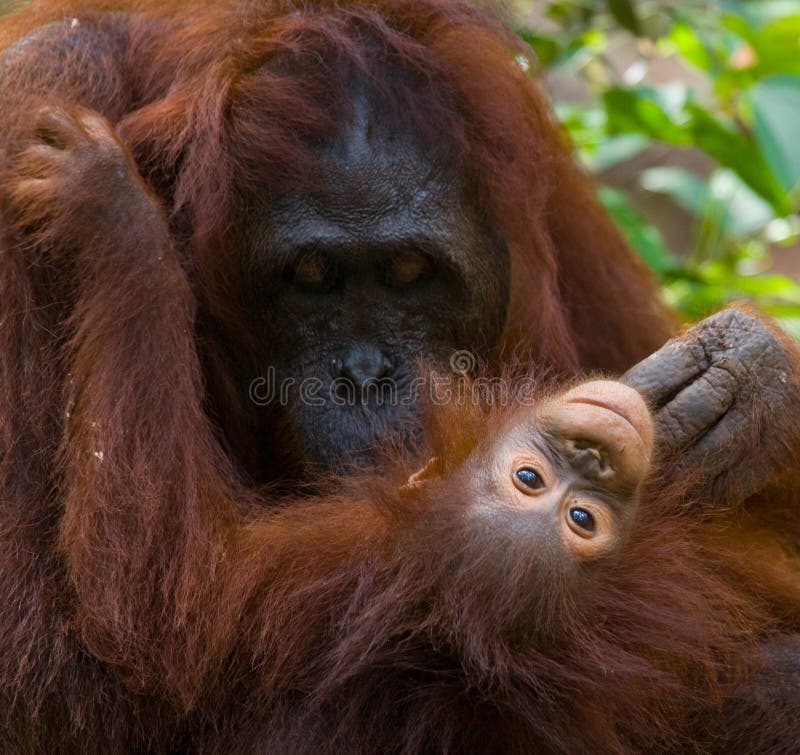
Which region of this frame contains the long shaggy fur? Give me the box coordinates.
[0,1,797,753]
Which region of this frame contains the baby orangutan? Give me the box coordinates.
[359,378,799,754]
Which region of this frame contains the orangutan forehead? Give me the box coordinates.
[229,54,467,192]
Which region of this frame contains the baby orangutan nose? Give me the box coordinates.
[563,440,613,482]
[552,379,654,492]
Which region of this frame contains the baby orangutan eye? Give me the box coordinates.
[515,467,546,491]
[568,507,596,534]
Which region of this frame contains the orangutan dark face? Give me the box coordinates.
[225,94,509,479]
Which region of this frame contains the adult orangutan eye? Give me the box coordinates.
[384,252,432,288]
[515,467,545,491]
[284,252,339,292]
[569,507,596,533]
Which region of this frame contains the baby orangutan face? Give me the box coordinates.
[451,380,654,562]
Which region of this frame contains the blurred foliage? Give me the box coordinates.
[514,0,800,333]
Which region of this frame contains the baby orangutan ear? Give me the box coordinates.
[400,456,442,494]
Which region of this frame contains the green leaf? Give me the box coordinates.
[603,88,687,142]
[721,13,757,43]
[641,167,708,215]
[749,74,800,193]
[603,89,790,212]
[669,22,714,71]
[555,103,608,152]
[707,169,776,237]
[589,134,649,171]
[517,30,560,68]
[726,2,800,26]
[598,186,683,274]
[683,104,792,214]
[752,15,800,76]
[607,0,640,36]
[645,167,778,239]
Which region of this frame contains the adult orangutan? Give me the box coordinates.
[1,0,800,752]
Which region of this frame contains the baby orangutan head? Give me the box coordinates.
[482,379,653,559]
[407,380,655,622]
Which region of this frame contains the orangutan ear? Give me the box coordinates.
[400,456,442,494]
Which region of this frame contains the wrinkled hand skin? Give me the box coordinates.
[622,307,800,508]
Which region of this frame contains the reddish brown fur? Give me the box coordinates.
[0,1,797,753]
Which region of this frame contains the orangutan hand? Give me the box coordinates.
[622,308,800,508]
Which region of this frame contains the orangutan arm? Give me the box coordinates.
[0,14,133,122]
[1,104,433,710]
